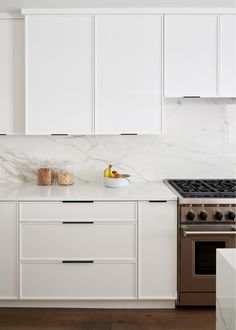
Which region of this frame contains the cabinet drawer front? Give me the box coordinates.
[21,262,136,299]
[21,222,136,259]
[20,202,136,221]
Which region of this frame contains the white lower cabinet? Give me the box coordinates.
[21,262,136,299]
[17,200,177,302]
[20,201,137,300]
[138,201,177,299]
[0,203,18,299]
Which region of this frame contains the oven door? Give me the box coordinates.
[180,224,236,293]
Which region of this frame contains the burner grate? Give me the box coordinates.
[168,179,236,198]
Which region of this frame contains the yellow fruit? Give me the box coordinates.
[108,165,115,178]
[104,164,114,178]
[104,166,110,178]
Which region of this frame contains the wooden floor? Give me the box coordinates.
[0,307,215,330]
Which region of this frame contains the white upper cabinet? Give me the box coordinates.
[25,15,93,135]
[7,10,235,136]
[0,18,24,134]
[164,15,218,97]
[95,15,162,134]
[219,15,236,97]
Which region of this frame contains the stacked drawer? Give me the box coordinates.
[19,202,137,299]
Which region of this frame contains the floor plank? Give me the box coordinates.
[0,308,110,330]
[0,307,215,330]
[111,308,215,330]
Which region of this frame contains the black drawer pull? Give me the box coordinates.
[62,260,94,264]
[149,200,167,203]
[183,96,200,98]
[62,221,94,224]
[62,201,94,203]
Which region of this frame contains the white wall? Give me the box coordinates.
[0,98,235,183]
[0,0,235,13]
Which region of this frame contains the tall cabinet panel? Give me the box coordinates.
[0,18,24,134]
[95,15,162,134]
[25,15,93,134]
[164,15,218,97]
[138,201,177,299]
[220,15,236,97]
[0,203,18,299]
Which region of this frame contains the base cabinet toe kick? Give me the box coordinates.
[0,200,177,308]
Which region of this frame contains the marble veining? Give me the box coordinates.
[0,181,177,201]
[216,249,236,330]
[0,99,235,183]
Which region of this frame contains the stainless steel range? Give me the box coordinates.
[166,179,236,306]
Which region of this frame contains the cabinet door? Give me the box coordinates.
[0,19,24,134]
[220,15,236,97]
[95,15,162,134]
[164,15,218,97]
[0,203,17,299]
[138,201,177,299]
[26,15,93,134]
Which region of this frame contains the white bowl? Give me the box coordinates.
[104,177,130,188]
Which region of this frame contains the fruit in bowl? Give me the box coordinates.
[104,165,130,178]
[103,165,130,188]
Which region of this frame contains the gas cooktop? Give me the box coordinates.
[167,179,236,198]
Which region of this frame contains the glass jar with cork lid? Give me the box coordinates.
[37,162,54,186]
[56,161,74,186]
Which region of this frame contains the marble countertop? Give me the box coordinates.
[217,249,236,272]
[0,181,177,201]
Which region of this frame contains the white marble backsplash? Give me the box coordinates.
[0,99,235,183]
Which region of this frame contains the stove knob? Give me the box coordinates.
[226,211,235,221]
[214,210,223,221]
[199,210,208,221]
[186,210,195,221]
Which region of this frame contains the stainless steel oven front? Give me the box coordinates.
[178,223,236,306]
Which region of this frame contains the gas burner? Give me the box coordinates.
[167,179,236,198]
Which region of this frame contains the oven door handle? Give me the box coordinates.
[183,230,236,237]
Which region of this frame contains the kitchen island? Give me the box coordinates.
[216,249,236,330]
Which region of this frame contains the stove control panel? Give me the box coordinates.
[181,204,236,223]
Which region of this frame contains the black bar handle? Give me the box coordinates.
[62,221,94,224]
[121,133,138,136]
[0,134,7,136]
[62,201,94,203]
[183,96,200,98]
[149,200,167,203]
[51,134,69,136]
[62,260,94,264]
